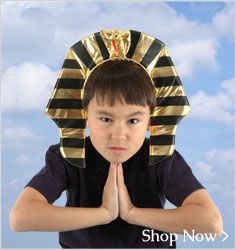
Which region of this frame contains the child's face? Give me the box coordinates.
[87,97,150,164]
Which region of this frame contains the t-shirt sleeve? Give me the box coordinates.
[25,145,68,204]
[157,150,205,207]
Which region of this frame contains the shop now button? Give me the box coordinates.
[222,231,229,241]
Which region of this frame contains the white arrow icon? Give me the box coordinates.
[222,231,229,241]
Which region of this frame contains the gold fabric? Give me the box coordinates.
[152,66,178,78]
[59,128,85,138]
[132,36,155,67]
[152,106,190,117]
[52,89,84,99]
[60,147,85,158]
[100,29,131,58]
[155,86,185,97]
[46,108,86,119]
[59,68,84,79]
[149,125,177,136]
[150,145,175,156]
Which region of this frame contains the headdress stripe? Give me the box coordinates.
[66,158,86,168]
[156,86,185,97]
[94,32,110,60]
[58,68,84,79]
[51,89,83,99]
[53,119,86,128]
[59,128,85,138]
[150,116,184,125]
[150,135,175,145]
[140,39,163,67]
[46,99,83,109]
[150,145,175,156]
[61,147,85,158]
[126,30,141,58]
[156,96,189,106]
[71,41,96,69]
[61,138,85,148]
[155,56,174,67]
[152,66,178,78]
[55,78,85,89]
[149,125,177,136]
[153,76,182,87]
[46,108,86,119]
[152,106,190,117]
[62,59,81,69]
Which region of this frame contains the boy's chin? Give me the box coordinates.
[103,154,132,164]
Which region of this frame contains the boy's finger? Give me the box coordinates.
[107,163,117,182]
[117,164,124,183]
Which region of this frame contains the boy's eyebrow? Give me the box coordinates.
[96,111,146,118]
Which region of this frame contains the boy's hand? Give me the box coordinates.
[101,163,119,223]
[117,164,135,223]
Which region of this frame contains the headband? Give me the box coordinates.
[45,29,190,168]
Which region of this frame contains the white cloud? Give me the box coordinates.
[194,148,234,197]
[2,2,234,79]
[9,178,18,188]
[169,39,220,78]
[2,124,43,151]
[3,1,67,17]
[212,3,235,41]
[194,161,217,182]
[204,148,234,166]
[220,78,235,97]
[15,155,34,166]
[2,62,57,112]
[189,78,234,125]
[2,125,37,141]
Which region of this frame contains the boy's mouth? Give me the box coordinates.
[109,146,127,155]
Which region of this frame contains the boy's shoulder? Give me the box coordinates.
[48,143,61,152]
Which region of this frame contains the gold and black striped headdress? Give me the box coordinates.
[45,29,190,168]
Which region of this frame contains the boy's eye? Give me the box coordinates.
[127,119,139,124]
[100,117,112,123]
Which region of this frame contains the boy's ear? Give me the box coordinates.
[147,118,150,132]
[84,110,88,128]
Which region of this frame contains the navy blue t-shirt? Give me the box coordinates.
[26,137,204,248]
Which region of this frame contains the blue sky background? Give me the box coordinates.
[1,1,235,248]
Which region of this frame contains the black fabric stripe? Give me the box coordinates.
[153,76,182,87]
[149,155,170,166]
[53,119,86,128]
[140,39,163,68]
[150,116,184,125]
[55,78,84,89]
[47,99,83,109]
[155,56,173,67]
[156,96,189,106]
[150,135,175,145]
[61,138,85,148]
[62,59,81,69]
[126,30,141,58]
[94,32,110,60]
[65,158,86,168]
[71,41,96,69]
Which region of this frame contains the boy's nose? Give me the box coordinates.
[111,124,126,140]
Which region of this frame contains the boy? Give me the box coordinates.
[9,29,223,248]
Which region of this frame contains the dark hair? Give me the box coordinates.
[83,60,156,113]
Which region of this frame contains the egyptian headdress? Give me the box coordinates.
[45,29,190,168]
